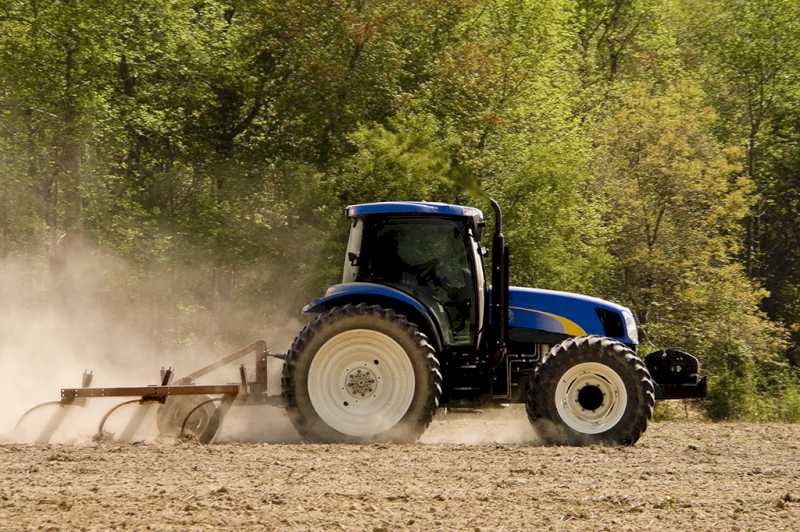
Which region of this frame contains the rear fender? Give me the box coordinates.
[303,282,445,352]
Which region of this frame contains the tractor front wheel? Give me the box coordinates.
[282,304,442,443]
[526,336,655,445]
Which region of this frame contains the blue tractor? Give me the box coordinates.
[282,200,706,445]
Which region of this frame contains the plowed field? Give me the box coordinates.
[1,413,798,530]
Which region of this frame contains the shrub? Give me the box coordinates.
[777,380,800,423]
[653,401,678,422]
[703,340,774,420]
[703,338,800,422]
[706,369,759,420]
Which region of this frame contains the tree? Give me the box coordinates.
[675,0,800,368]
[592,80,785,366]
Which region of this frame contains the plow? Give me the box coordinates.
[15,341,286,444]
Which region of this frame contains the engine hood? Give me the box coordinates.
[507,287,636,345]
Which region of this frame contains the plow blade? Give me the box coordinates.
[15,370,95,444]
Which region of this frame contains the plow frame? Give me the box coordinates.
[16,340,286,444]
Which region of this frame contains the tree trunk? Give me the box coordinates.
[61,40,82,232]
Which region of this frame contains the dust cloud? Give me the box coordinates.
[422,406,540,445]
[1,238,544,445]
[0,237,301,443]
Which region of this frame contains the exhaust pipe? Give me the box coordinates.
[489,199,509,364]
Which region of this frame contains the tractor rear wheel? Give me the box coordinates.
[526,336,655,445]
[282,304,441,443]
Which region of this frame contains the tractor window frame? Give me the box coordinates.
[468,226,486,346]
[342,218,363,283]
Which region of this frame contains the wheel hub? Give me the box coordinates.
[577,384,604,411]
[345,367,378,398]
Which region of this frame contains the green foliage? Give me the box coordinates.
[652,401,678,422]
[592,80,786,361]
[704,341,768,420]
[780,386,800,424]
[336,110,462,203]
[707,369,800,423]
[676,0,800,367]
[704,340,800,422]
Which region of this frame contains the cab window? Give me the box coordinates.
[357,218,476,344]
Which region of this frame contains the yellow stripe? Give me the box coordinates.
[509,306,588,336]
[538,310,587,336]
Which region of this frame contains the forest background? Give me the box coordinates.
[1,0,799,420]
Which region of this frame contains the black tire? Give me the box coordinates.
[526,335,655,446]
[281,303,442,443]
[157,395,219,443]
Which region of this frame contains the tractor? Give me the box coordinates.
[281,199,706,445]
[16,199,705,446]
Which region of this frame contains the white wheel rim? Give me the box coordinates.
[308,329,415,437]
[554,362,628,435]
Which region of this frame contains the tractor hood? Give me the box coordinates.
[507,287,638,345]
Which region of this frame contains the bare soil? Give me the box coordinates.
[1,414,799,530]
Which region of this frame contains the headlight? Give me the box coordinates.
[621,309,639,344]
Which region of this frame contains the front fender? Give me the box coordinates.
[303,282,445,351]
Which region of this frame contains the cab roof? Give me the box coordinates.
[346,201,484,224]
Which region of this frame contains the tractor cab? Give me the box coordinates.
[341,202,486,347]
